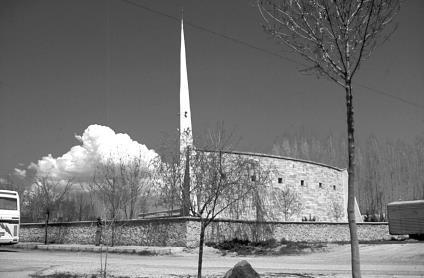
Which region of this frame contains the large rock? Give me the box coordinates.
[223,260,260,278]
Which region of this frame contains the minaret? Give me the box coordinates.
[179,17,193,153]
[180,16,193,216]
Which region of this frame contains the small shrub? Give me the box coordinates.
[255,238,277,248]
[280,237,288,244]
[206,238,328,256]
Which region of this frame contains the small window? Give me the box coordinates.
[333,185,336,190]
[278,177,283,184]
[251,175,256,182]
[300,180,304,186]
[319,182,323,188]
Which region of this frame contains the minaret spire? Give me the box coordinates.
[180,17,193,153]
[179,15,194,217]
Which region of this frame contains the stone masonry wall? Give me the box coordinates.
[20,218,189,246]
[20,218,389,247]
[20,221,96,244]
[216,151,348,223]
[200,219,390,244]
[264,156,347,222]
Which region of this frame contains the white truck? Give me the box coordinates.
[387,200,424,240]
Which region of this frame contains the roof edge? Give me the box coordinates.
[196,149,346,172]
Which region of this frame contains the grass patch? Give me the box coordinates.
[206,238,328,256]
[136,250,157,256]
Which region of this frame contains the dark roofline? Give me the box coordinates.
[195,149,345,172]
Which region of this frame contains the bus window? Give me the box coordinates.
[0,197,18,210]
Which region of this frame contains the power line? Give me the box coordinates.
[119,0,424,111]
[119,0,304,67]
[356,82,424,110]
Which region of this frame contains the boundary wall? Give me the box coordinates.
[19,217,390,247]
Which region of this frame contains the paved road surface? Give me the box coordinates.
[0,242,423,277]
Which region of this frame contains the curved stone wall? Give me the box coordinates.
[214,151,348,222]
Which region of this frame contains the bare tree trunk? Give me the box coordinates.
[346,83,361,278]
[111,220,115,247]
[129,198,135,219]
[44,210,49,245]
[197,222,206,278]
[78,195,83,221]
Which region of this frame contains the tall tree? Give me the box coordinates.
[91,157,127,246]
[90,152,155,245]
[257,1,400,276]
[154,134,185,215]
[32,175,73,244]
[119,154,154,219]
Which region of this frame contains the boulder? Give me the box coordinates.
[223,260,260,278]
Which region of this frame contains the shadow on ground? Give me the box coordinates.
[206,238,329,256]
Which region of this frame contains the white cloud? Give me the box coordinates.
[14,168,26,178]
[30,124,158,180]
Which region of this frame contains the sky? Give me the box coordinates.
[0,0,423,178]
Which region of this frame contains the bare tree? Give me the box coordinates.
[0,173,27,198]
[155,123,256,278]
[32,175,73,244]
[272,185,303,221]
[330,199,344,221]
[191,124,267,278]
[119,154,154,219]
[272,128,347,168]
[90,158,127,246]
[273,129,424,219]
[153,134,185,215]
[0,169,37,222]
[155,123,244,219]
[90,152,155,245]
[189,148,255,278]
[71,183,97,221]
[229,161,278,223]
[257,1,400,276]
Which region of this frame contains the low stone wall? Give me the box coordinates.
[20,221,96,244]
[201,219,390,243]
[20,217,390,247]
[20,218,189,247]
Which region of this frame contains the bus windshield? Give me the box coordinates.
[0,197,17,210]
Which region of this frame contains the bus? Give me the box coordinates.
[0,190,20,245]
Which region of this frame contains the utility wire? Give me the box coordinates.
[120,0,304,67]
[356,82,424,110]
[119,0,424,111]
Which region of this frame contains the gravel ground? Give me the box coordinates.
[1,242,423,278]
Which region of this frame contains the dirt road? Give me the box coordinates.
[0,242,423,277]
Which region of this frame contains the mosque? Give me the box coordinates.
[177,19,360,223]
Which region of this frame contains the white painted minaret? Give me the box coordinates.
[179,18,193,153]
[179,17,195,216]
